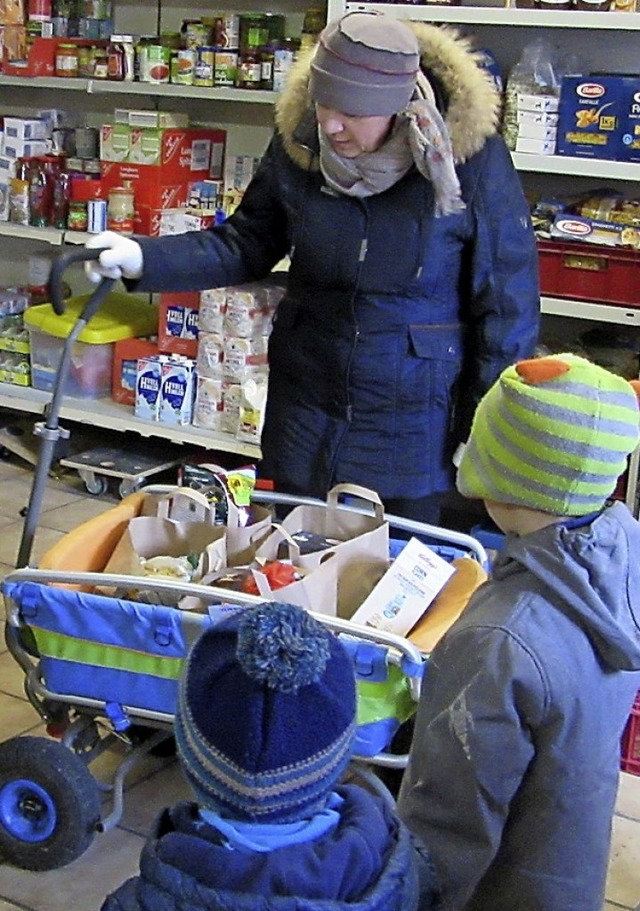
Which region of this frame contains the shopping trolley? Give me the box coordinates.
[0,249,488,871]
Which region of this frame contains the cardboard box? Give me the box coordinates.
[517,93,559,114]
[550,213,640,249]
[556,75,624,160]
[127,127,226,177]
[3,117,48,141]
[516,122,558,142]
[617,78,640,163]
[100,124,132,163]
[126,110,190,129]
[515,136,556,155]
[516,110,559,127]
[350,536,455,637]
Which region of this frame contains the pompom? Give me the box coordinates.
[236,602,332,693]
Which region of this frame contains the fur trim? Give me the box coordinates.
[274,24,500,168]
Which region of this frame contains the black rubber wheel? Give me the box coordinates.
[0,736,101,870]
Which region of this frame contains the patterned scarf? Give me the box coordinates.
[318,73,465,217]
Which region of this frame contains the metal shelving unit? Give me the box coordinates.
[0,383,261,457]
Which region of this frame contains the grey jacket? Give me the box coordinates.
[397,502,640,911]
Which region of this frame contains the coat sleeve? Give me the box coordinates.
[396,622,547,910]
[453,135,540,444]
[130,134,292,293]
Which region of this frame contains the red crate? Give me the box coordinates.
[621,693,640,776]
[537,239,640,308]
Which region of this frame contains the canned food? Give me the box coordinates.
[239,14,270,51]
[273,38,298,92]
[144,44,170,83]
[87,198,107,233]
[237,49,262,89]
[214,48,238,87]
[193,45,215,87]
[171,47,195,84]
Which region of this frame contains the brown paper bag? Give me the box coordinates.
[102,513,227,586]
[257,484,389,619]
[248,524,338,616]
[141,487,272,567]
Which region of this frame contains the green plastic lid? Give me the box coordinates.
[24,293,157,344]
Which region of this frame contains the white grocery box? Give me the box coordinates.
[515,136,557,155]
[350,536,455,637]
[517,93,560,114]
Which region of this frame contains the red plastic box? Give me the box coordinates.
[112,337,159,406]
[621,693,640,776]
[537,239,640,308]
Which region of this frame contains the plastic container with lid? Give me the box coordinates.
[55,42,79,77]
[23,292,157,398]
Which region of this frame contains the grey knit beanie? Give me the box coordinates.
[309,12,420,117]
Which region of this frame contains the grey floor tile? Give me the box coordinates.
[0,825,144,911]
[1,694,43,741]
[606,814,640,909]
[0,522,66,568]
[0,650,28,700]
[0,900,29,911]
[37,495,116,534]
[617,772,640,822]
[119,761,190,835]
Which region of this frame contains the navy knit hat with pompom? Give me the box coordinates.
[174,602,357,823]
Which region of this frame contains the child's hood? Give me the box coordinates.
[501,502,640,672]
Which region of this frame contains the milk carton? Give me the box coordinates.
[159,357,196,426]
[135,355,165,421]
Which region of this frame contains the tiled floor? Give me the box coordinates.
[0,455,639,910]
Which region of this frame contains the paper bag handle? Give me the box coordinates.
[258,523,301,563]
[326,483,385,521]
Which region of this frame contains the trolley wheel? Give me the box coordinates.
[84,475,109,496]
[0,736,101,870]
[118,478,145,499]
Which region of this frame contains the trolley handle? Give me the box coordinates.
[49,247,116,316]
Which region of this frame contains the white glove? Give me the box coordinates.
[84,231,144,284]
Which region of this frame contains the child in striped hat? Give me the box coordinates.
[101,601,438,911]
[398,354,640,911]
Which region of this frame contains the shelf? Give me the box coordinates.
[0,74,277,103]
[540,295,640,325]
[511,153,639,180]
[343,3,640,29]
[0,383,261,458]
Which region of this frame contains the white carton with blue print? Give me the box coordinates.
[556,75,625,160]
[135,355,166,421]
[617,77,640,163]
[159,357,196,426]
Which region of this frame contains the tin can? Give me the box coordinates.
[171,47,195,84]
[87,198,107,233]
[193,45,215,86]
[273,38,298,92]
[144,44,170,83]
[213,48,238,87]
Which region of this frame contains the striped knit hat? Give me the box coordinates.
[457,354,640,516]
[174,602,357,822]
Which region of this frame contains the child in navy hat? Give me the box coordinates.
[101,601,437,911]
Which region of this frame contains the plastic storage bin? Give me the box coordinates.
[621,692,640,776]
[23,293,157,398]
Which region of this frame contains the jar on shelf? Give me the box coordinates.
[237,49,262,90]
[193,45,215,87]
[273,37,298,93]
[259,44,275,91]
[107,184,135,235]
[55,42,79,77]
[92,46,109,78]
[67,199,88,231]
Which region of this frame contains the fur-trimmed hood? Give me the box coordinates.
[275,22,501,171]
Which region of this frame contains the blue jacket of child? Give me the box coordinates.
[101,783,436,911]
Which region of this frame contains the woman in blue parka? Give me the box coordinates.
[87,12,540,525]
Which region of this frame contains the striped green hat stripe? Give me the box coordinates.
[503,389,638,448]
[478,421,623,507]
[506,385,639,452]
[493,399,630,476]
[30,626,184,680]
